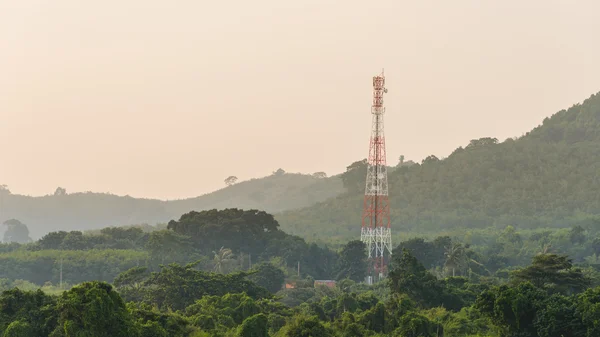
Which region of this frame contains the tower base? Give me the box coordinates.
[361,226,392,284]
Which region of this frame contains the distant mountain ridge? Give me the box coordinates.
[0,172,344,239]
[4,91,600,242]
[275,92,600,241]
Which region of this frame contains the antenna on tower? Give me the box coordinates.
[360,70,393,285]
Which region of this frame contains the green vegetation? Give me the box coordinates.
[277,92,600,241]
[2,205,600,335]
[3,92,600,335]
[2,220,600,336]
[0,209,341,289]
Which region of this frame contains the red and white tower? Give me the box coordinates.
[361,70,392,284]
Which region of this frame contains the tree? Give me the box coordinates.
[512,254,590,295]
[128,303,191,336]
[51,281,137,337]
[576,287,600,336]
[100,226,145,245]
[141,263,270,310]
[534,294,586,337]
[283,315,331,337]
[569,225,586,245]
[395,237,446,269]
[394,312,439,337]
[336,240,367,282]
[359,302,386,333]
[340,323,367,337]
[340,159,368,193]
[37,231,69,250]
[53,187,67,196]
[273,168,286,176]
[398,155,405,166]
[539,243,556,258]
[0,288,57,336]
[499,225,522,245]
[3,320,33,337]
[421,155,439,165]
[113,266,149,302]
[444,242,467,277]
[167,209,280,255]
[237,313,269,337]
[475,282,547,337]
[248,263,285,293]
[388,249,444,308]
[138,321,168,337]
[145,230,195,264]
[466,137,499,148]
[312,172,327,179]
[213,247,234,273]
[2,219,32,244]
[476,282,586,337]
[225,176,239,186]
[59,231,88,250]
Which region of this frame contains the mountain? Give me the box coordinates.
[0,172,343,239]
[275,92,600,242]
[5,92,600,242]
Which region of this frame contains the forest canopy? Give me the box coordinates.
[277,92,600,241]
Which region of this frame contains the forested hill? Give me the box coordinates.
[276,92,600,241]
[0,172,343,239]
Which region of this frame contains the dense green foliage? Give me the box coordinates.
[167,209,280,255]
[277,92,600,240]
[1,207,600,335]
[2,247,600,336]
[336,240,367,282]
[0,172,343,239]
[0,249,148,285]
[4,209,600,297]
[248,263,286,294]
[0,209,338,289]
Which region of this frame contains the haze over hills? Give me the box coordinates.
[276,92,600,241]
[3,92,600,241]
[0,172,343,239]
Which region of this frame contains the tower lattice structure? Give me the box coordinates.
[360,71,392,284]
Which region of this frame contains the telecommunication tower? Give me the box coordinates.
[360,70,393,285]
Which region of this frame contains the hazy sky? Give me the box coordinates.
[1,0,599,199]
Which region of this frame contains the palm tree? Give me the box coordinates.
[537,242,553,255]
[444,242,467,277]
[213,247,233,273]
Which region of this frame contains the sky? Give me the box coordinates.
[1,0,599,200]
